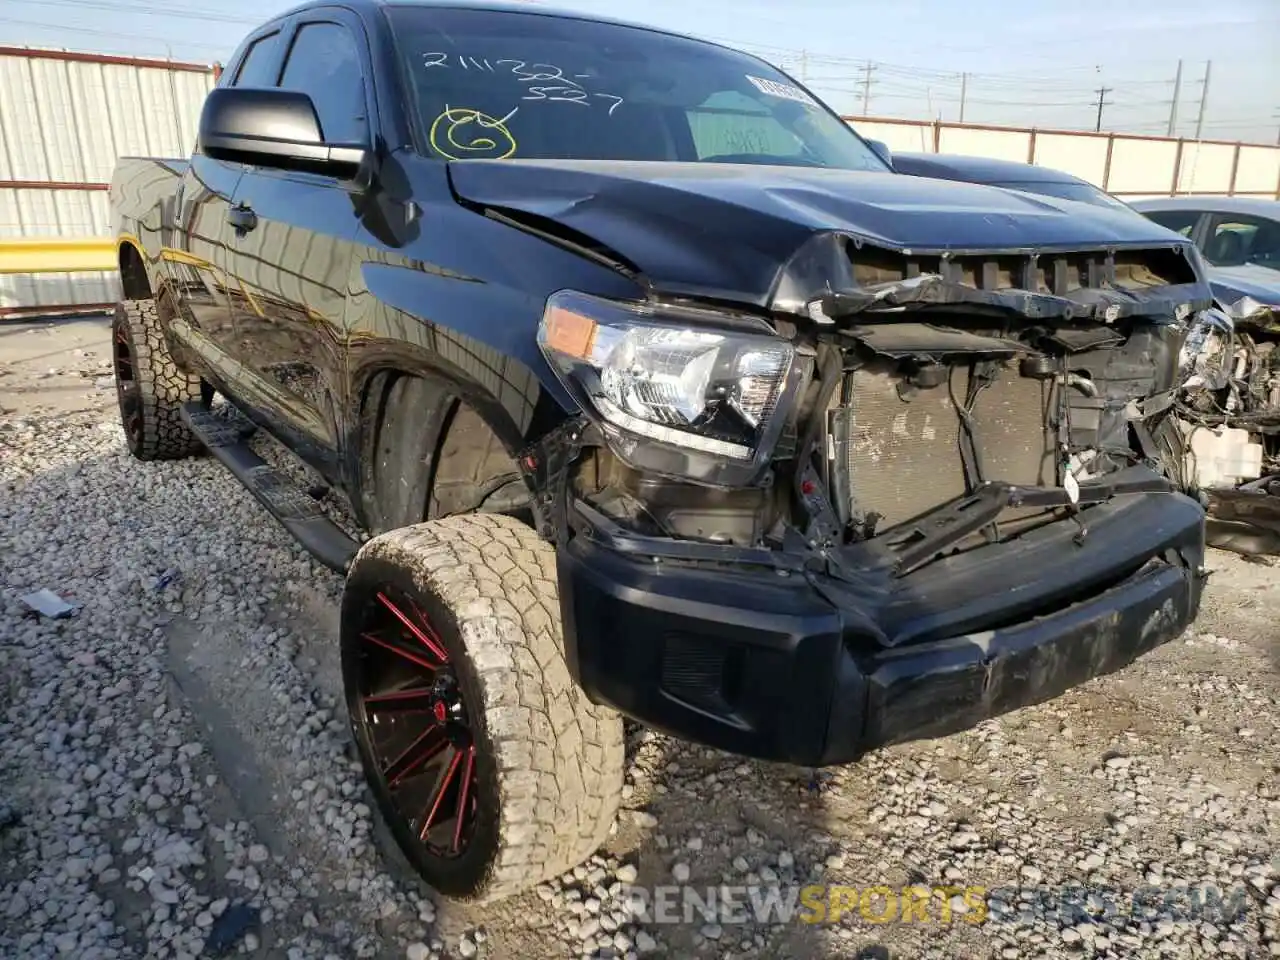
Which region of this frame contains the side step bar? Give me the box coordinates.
[181,403,359,573]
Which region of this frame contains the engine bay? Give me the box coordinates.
[571,310,1187,575]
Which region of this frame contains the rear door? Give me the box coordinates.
[222,10,371,481]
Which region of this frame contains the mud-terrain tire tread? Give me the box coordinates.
[114,299,203,460]
[349,513,623,902]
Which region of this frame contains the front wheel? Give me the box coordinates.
[340,514,624,902]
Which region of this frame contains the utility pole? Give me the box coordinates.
[1194,60,1212,140]
[959,72,968,123]
[1166,59,1183,137]
[861,60,875,115]
[1094,86,1112,132]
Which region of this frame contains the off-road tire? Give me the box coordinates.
[341,514,624,902]
[112,299,203,460]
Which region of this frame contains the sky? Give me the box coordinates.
[2,0,1278,143]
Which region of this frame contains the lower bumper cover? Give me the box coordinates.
[558,490,1206,766]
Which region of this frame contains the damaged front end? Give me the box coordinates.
[525,232,1210,766]
[1174,296,1280,556]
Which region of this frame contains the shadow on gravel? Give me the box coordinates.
[608,731,895,960]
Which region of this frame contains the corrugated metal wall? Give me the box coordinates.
[0,48,215,314]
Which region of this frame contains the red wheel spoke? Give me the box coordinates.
[361,632,439,672]
[364,687,436,714]
[377,592,449,663]
[418,747,463,841]
[451,746,476,854]
[384,725,449,787]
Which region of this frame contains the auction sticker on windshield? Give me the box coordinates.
[746,75,818,108]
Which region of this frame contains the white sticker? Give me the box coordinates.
[1063,469,1080,505]
[746,75,818,108]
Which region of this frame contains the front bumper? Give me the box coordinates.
[558,487,1206,766]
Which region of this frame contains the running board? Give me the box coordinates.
[181,403,359,573]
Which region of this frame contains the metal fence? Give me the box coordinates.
[0,47,216,316]
[853,116,1280,201]
[2,47,1279,317]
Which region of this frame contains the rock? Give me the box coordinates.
[148,880,180,905]
[615,864,638,884]
[457,937,477,959]
[406,944,430,960]
[636,931,658,953]
[672,863,691,883]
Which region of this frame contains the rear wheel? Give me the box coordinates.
[112,299,203,460]
[341,514,624,902]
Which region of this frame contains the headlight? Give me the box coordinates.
[538,290,809,486]
[1178,306,1234,392]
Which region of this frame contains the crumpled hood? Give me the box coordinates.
[447,159,1199,306]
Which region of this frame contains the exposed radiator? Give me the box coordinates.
[833,364,1056,528]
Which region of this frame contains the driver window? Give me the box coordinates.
[1204,215,1278,268]
[686,91,802,160]
[278,22,367,143]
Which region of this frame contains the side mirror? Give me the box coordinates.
[866,138,894,169]
[198,87,369,181]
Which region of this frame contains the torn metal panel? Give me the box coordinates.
[813,273,1209,324]
[838,322,1025,359]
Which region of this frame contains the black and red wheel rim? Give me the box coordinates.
[112,321,142,445]
[352,589,479,858]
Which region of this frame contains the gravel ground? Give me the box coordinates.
[2,316,1279,959]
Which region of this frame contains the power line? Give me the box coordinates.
[10,0,258,26]
[0,14,226,53]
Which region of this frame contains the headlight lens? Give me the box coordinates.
[538,290,808,485]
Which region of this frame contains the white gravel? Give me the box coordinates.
[3,323,1279,959]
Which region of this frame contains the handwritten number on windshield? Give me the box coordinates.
[421,54,622,113]
[594,94,624,115]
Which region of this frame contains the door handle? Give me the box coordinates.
[227,203,258,234]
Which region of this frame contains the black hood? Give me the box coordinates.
[447,159,1205,310]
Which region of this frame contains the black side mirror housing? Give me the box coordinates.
[198,87,369,181]
[866,138,894,169]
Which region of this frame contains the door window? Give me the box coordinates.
[232,32,281,87]
[278,23,368,143]
[1203,215,1280,270]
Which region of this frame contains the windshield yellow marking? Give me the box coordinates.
[428,107,517,160]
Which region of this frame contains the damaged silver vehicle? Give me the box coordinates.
[1174,296,1280,555]
[1127,198,1280,556]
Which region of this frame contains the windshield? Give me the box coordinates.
[386,7,888,171]
[989,179,1133,212]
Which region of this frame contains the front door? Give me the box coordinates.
[222,14,371,482]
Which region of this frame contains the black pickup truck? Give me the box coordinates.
[110,0,1212,902]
